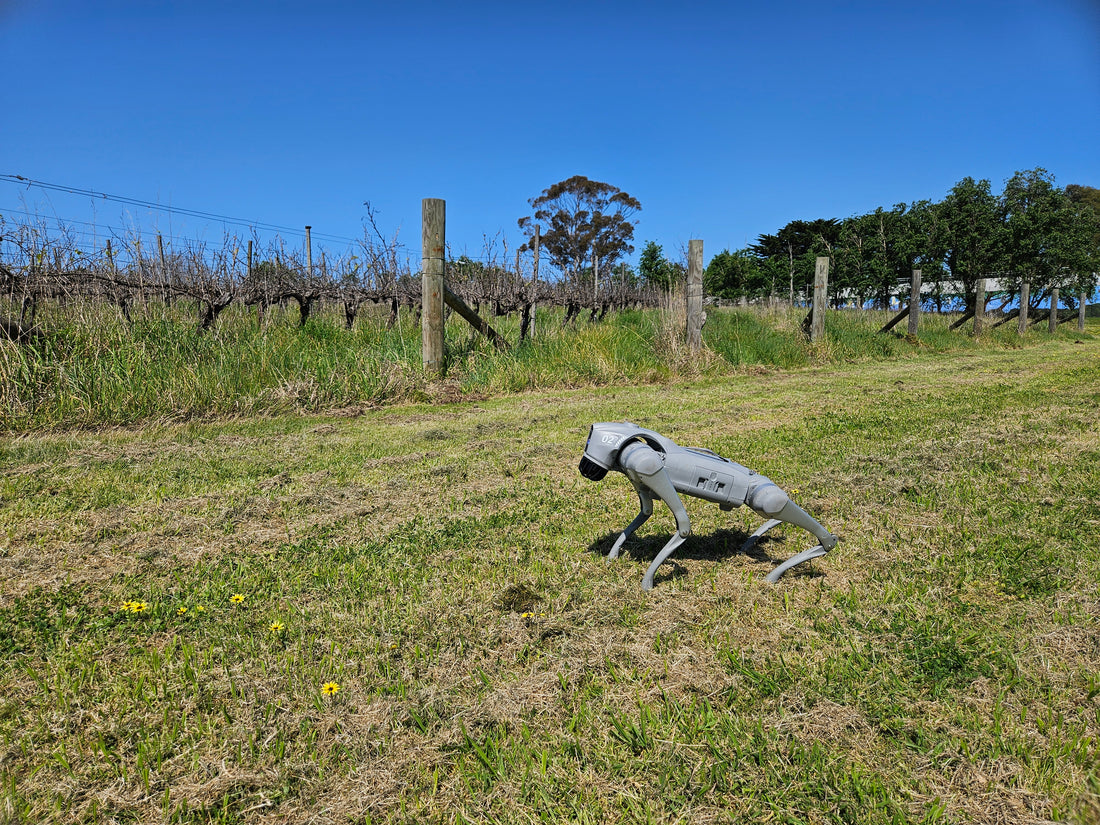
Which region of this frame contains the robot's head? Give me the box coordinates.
[578,422,635,482]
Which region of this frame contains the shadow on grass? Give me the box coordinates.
[587,525,827,583]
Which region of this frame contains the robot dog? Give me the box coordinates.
[579,422,837,589]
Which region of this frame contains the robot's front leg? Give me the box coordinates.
[607,480,653,562]
[616,442,693,591]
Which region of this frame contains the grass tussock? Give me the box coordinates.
[3,298,1094,431]
[0,340,1099,823]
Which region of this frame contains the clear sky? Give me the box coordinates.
[3,0,1098,270]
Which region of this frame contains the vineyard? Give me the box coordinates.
[0,208,668,343]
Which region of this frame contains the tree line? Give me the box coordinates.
[686,169,1099,312]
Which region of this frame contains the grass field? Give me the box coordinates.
[1,328,1099,822]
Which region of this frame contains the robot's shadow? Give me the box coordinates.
[588,526,819,582]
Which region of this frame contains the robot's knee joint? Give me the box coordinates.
[748,484,789,517]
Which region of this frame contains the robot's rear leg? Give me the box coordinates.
[739,519,783,555]
[746,484,837,582]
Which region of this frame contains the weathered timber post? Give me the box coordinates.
[593,249,599,306]
[1049,288,1059,333]
[686,239,704,352]
[421,199,446,373]
[1080,292,1087,332]
[529,224,540,338]
[158,233,170,305]
[908,269,921,336]
[305,226,313,280]
[135,237,145,305]
[973,278,986,335]
[1018,282,1029,334]
[810,256,828,343]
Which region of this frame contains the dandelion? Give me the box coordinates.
[230,593,245,605]
[270,621,284,633]
[321,682,340,696]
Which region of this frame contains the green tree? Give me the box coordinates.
[704,248,761,302]
[936,177,1005,312]
[1064,185,1100,299]
[517,176,641,285]
[638,241,677,290]
[1000,168,1075,303]
[751,219,839,304]
[1066,184,1100,215]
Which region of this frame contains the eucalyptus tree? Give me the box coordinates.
[517,176,641,294]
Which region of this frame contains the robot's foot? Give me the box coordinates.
[765,544,829,583]
[641,533,687,591]
[741,519,832,582]
[607,532,629,563]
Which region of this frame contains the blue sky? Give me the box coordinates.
[2,0,1098,270]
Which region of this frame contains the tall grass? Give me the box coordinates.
[1,298,1094,430]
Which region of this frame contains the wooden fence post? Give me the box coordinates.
[973,278,986,335]
[686,239,704,352]
[592,249,599,306]
[1080,291,1087,332]
[811,256,828,342]
[531,223,539,338]
[305,226,312,280]
[135,237,145,305]
[1048,288,1059,333]
[908,269,921,336]
[1018,282,1029,335]
[421,199,445,373]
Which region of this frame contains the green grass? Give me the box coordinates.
[1,338,1099,823]
[4,299,1094,431]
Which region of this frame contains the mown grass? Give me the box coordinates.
[2,298,1089,431]
[1,338,1098,823]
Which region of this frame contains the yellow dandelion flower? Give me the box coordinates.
[321,682,340,696]
[270,621,284,633]
[230,593,245,605]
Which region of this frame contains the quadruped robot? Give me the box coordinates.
[579,422,837,590]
